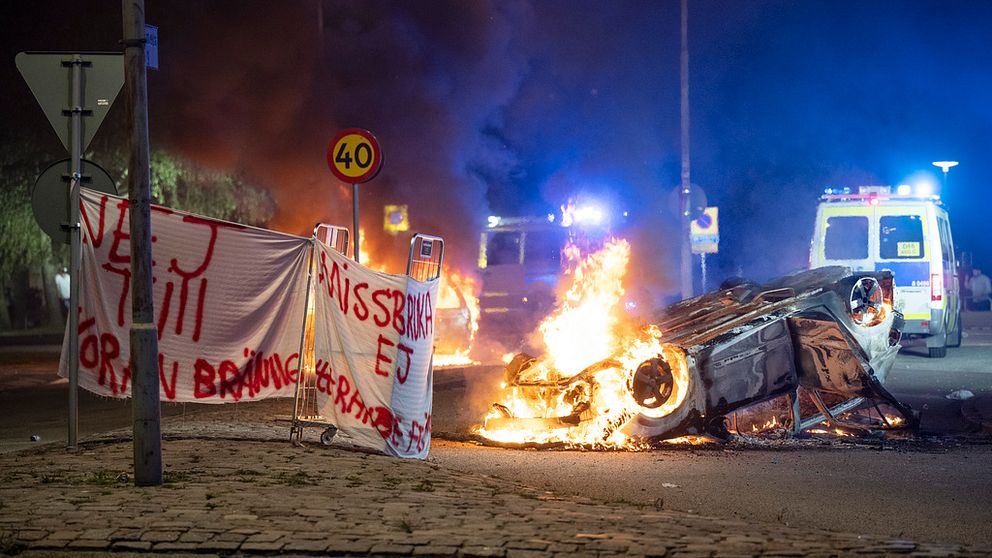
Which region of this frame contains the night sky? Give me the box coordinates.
[4,1,992,298]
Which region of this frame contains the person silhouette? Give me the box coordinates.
[55,267,70,319]
[967,268,992,311]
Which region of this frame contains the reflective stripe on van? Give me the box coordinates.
[875,261,929,287]
[875,261,931,319]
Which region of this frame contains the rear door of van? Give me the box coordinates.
[873,206,931,330]
[812,204,874,271]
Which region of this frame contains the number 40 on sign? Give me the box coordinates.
[327,128,383,184]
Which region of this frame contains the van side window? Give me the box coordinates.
[937,218,951,266]
[824,216,868,259]
[879,215,924,259]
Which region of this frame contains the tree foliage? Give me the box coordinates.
[109,148,276,227]
[0,140,276,297]
[0,143,57,286]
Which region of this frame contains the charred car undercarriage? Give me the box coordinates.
[483,266,917,445]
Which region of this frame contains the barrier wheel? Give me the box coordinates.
[320,426,338,446]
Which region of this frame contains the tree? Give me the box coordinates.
[0,140,276,330]
[0,142,60,330]
[107,148,276,226]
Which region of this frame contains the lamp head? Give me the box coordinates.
[932,161,959,173]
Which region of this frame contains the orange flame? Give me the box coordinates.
[355,227,479,365]
[433,272,481,367]
[751,415,780,432]
[478,238,692,448]
[539,239,629,375]
[357,228,390,273]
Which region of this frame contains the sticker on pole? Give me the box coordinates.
[327,128,382,183]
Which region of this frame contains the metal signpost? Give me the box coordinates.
[327,128,383,264]
[16,51,124,449]
[690,206,719,292]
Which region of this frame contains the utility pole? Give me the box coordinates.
[679,0,693,299]
[122,0,162,486]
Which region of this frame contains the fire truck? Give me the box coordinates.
[477,216,565,345]
[477,205,617,346]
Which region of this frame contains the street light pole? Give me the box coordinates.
[679,0,693,300]
[123,0,162,486]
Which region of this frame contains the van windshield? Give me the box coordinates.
[524,229,566,267]
[824,216,869,260]
[880,215,924,259]
[486,232,522,266]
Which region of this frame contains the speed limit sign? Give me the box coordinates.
[327,128,382,183]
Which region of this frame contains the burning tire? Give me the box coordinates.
[629,358,675,409]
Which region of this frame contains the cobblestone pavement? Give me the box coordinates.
[1,418,989,558]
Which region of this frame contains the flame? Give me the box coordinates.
[354,227,480,366]
[663,435,716,444]
[478,239,692,448]
[808,427,855,437]
[433,272,481,367]
[751,415,781,432]
[884,414,904,427]
[539,239,629,374]
[356,228,390,273]
[854,301,892,328]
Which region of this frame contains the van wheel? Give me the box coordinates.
[928,346,947,358]
[947,310,962,348]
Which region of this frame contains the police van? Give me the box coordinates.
[809,185,961,357]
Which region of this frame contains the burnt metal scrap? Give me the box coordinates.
[488,266,918,443]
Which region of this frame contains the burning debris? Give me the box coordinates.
[477,238,917,449]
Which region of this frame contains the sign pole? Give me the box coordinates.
[352,183,360,263]
[66,54,84,450]
[700,253,707,293]
[123,0,162,486]
[17,48,124,452]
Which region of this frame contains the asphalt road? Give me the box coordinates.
[2,320,991,547]
[430,439,992,547]
[426,324,992,547]
[0,351,237,454]
[886,328,992,433]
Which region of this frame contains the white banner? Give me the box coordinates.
[311,241,438,458]
[60,189,311,402]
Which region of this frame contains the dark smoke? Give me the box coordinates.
[152,1,531,273]
[11,1,992,293]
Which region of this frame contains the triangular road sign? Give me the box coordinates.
[15,51,124,152]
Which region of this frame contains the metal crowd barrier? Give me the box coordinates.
[407,233,444,282]
[290,228,445,446]
[290,224,349,445]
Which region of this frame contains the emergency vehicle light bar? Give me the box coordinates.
[821,184,940,203]
[820,193,942,203]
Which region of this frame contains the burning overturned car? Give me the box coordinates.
[479,239,916,448]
